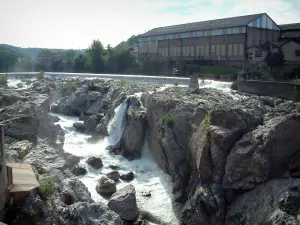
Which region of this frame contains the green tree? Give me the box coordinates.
[18,57,33,71]
[85,40,105,73]
[0,50,18,72]
[264,50,284,72]
[72,54,87,72]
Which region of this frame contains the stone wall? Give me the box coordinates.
[233,80,300,101]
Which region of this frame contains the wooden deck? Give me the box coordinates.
[6,163,39,193]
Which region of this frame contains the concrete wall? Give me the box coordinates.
[247,27,280,48]
[234,80,300,101]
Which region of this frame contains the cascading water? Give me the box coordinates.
[53,99,180,225]
[198,79,232,90]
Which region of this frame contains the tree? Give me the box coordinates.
[85,40,105,73]
[264,50,284,72]
[17,57,33,71]
[0,50,18,72]
[72,54,87,72]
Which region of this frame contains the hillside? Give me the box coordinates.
[0,44,86,60]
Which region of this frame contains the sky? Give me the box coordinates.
[0,0,300,49]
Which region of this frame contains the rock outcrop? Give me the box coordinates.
[108,185,139,221]
[96,176,117,196]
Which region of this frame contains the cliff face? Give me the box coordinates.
[146,87,300,225]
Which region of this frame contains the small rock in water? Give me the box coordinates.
[73,122,85,132]
[71,164,87,176]
[106,171,120,181]
[87,156,103,169]
[120,172,135,181]
[96,176,116,196]
[109,164,121,170]
[141,191,151,197]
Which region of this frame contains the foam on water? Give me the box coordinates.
[52,100,180,225]
[198,79,232,90]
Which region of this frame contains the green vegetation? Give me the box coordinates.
[36,71,45,80]
[204,114,211,131]
[26,207,36,217]
[39,173,56,200]
[173,81,179,87]
[128,109,139,119]
[198,66,237,75]
[119,78,128,87]
[0,50,18,72]
[22,79,34,85]
[0,73,8,86]
[162,113,176,128]
[264,50,284,73]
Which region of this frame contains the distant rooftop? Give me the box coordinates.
[280,23,300,31]
[141,13,264,37]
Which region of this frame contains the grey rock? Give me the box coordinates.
[106,171,120,181]
[9,140,33,159]
[120,172,135,181]
[73,122,85,132]
[188,74,199,89]
[96,176,116,196]
[87,156,103,169]
[108,185,139,221]
[62,152,81,169]
[71,164,87,176]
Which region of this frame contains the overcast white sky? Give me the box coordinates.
[0,0,299,49]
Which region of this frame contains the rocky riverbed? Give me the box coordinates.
[1,77,300,225]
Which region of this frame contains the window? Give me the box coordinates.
[216,45,220,56]
[192,32,197,37]
[233,44,238,56]
[182,32,190,38]
[211,45,216,55]
[295,50,300,57]
[205,45,209,56]
[255,49,262,57]
[227,28,232,35]
[239,44,244,56]
[182,46,186,56]
[190,46,195,56]
[233,27,239,34]
[200,46,204,56]
[186,46,191,56]
[228,44,233,56]
[207,30,212,36]
[197,31,202,37]
[165,48,168,56]
[221,44,226,56]
[196,46,200,56]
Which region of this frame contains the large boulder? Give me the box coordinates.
[87,156,103,169]
[96,176,117,196]
[106,171,120,181]
[9,140,33,159]
[71,164,87,176]
[108,185,139,221]
[225,179,300,225]
[120,172,135,181]
[223,114,300,190]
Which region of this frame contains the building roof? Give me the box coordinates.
[269,40,290,48]
[280,23,300,31]
[7,163,39,193]
[141,13,264,37]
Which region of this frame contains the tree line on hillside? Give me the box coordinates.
[0,35,154,74]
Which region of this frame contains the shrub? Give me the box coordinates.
[61,79,77,95]
[173,81,179,87]
[39,174,56,200]
[204,114,211,131]
[162,113,176,128]
[36,71,45,80]
[119,78,128,87]
[27,207,36,217]
[128,109,139,119]
[0,73,8,86]
[295,102,300,112]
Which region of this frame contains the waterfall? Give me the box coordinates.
[107,99,128,145]
[198,79,232,90]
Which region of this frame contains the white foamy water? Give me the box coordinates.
[52,100,180,225]
[7,79,33,90]
[198,79,232,90]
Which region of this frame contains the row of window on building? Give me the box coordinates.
[139,26,246,46]
[158,44,244,57]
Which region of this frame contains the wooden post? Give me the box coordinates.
[0,125,6,212]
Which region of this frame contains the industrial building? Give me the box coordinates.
[138,13,282,74]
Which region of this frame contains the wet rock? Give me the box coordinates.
[278,186,300,216]
[109,164,121,170]
[61,178,93,203]
[120,172,135,181]
[106,171,120,181]
[142,191,151,197]
[83,115,100,133]
[71,164,87,176]
[73,122,85,132]
[108,185,139,221]
[141,92,150,108]
[96,176,117,196]
[87,156,103,169]
[62,152,81,169]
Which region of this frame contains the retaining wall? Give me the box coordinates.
[233,80,300,101]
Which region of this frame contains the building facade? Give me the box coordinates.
[138,13,281,74]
